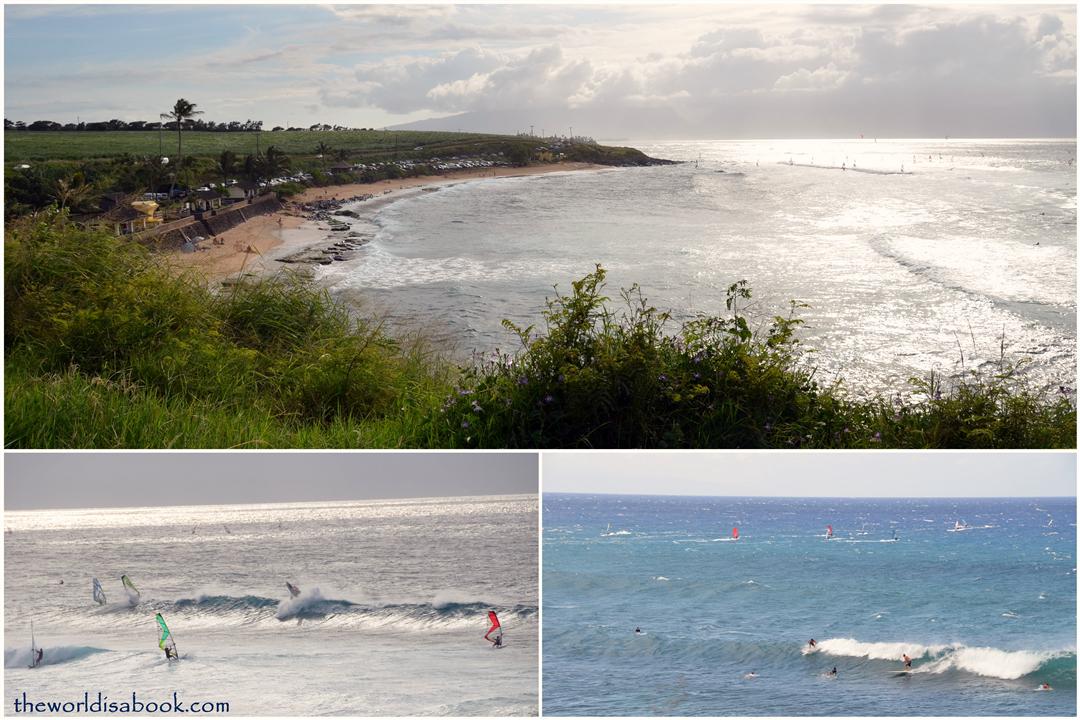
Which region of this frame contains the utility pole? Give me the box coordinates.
[530,125,534,136]
[569,126,573,140]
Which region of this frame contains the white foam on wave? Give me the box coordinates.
[817,637,950,660]
[916,646,1068,680]
[817,637,1073,680]
[4,645,107,668]
[275,587,327,619]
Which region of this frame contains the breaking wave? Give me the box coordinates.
[5,645,108,668]
[817,638,1075,681]
[94,592,536,631]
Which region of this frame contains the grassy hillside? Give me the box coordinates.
[2,129,657,164]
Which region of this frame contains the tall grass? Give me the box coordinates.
[5,213,1074,448]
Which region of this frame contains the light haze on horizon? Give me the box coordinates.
[543,453,1077,497]
[3,4,1075,138]
[4,453,537,510]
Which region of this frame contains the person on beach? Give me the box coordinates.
[902,653,912,670]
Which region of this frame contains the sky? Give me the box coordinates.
[3,3,1076,138]
[542,452,1078,497]
[4,453,537,509]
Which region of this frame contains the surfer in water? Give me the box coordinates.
[743,671,758,679]
[1040,682,1052,691]
[827,667,838,677]
[635,627,643,634]
[808,638,817,649]
[902,654,912,670]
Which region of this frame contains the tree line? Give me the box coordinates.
[5,119,381,133]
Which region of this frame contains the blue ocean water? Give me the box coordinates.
[543,494,1076,716]
[320,139,1075,396]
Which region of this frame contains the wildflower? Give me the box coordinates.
[658,374,668,382]
[543,395,554,405]
[692,372,701,381]
[471,401,483,413]
[871,431,881,443]
[461,420,470,429]
[517,375,529,386]
[1060,386,1072,395]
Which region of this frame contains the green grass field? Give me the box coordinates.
[4,129,520,161]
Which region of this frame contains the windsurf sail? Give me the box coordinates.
[92,577,106,605]
[286,581,301,598]
[155,613,177,659]
[29,620,39,669]
[484,610,503,643]
[121,574,140,605]
[825,525,833,540]
[732,527,739,540]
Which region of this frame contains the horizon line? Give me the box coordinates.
[544,491,1077,500]
[4,492,536,514]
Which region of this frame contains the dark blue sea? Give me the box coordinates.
[543,494,1076,716]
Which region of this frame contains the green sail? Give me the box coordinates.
[121,575,139,594]
[155,613,172,650]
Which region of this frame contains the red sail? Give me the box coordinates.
[485,610,502,641]
[732,527,739,539]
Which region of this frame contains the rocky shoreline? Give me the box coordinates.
[275,195,379,266]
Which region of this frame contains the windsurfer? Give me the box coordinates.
[35,649,43,666]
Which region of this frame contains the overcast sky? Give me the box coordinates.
[543,452,1077,497]
[4,3,1075,137]
[5,453,537,510]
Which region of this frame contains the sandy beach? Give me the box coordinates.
[166,162,607,281]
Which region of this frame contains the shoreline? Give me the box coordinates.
[166,162,610,282]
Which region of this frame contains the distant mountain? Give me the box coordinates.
[388,107,690,140]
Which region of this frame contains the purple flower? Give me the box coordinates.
[658,374,668,382]
[871,431,881,443]
[692,372,701,380]
[543,394,554,405]
[517,375,529,386]
[461,420,470,429]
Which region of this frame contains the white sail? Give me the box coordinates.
[92,577,107,605]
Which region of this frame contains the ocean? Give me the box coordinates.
[315,138,1075,397]
[542,494,1076,716]
[4,495,538,716]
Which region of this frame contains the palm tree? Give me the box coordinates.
[262,145,290,182]
[313,141,331,157]
[162,98,203,194]
[217,150,237,190]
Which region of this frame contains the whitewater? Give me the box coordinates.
[543,495,1076,716]
[315,138,1075,397]
[4,495,538,715]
